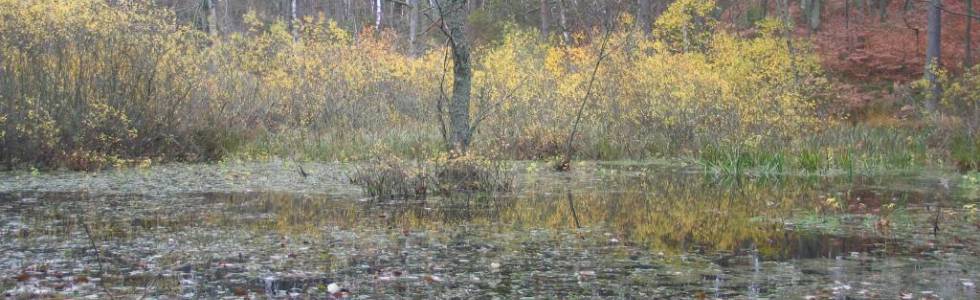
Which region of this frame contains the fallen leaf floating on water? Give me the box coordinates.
[232,286,248,296]
[327,282,351,299]
[423,275,443,284]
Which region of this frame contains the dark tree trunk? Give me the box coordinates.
[540,0,550,39]
[202,0,217,35]
[409,0,420,56]
[878,0,890,22]
[845,0,852,50]
[925,0,942,111]
[967,0,975,69]
[638,0,653,36]
[801,0,821,33]
[436,0,473,154]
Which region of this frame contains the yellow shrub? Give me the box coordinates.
[467,23,821,156]
[0,0,826,167]
[653,0,718,52]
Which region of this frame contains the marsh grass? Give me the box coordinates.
[430,156,514,194]
[348,155,513,200]
[695,124,960,177]
[951,134,980,172]
[348,157,426,199]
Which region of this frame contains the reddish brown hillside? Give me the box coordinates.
[809,0,978,82]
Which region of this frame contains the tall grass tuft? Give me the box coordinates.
[348,155,513,200]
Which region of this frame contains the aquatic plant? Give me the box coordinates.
[347,156,428,199]
[347,155,513,199]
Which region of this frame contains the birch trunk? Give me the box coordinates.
[376,0,383,29]
[290,0,298,39]
[558,0,570,43]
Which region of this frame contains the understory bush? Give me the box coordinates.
[941,66,980,171]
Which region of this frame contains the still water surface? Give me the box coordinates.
[1,164,978,298]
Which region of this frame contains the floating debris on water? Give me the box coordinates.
[1,163,978,298]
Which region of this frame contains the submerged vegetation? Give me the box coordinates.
[0,0,975,172]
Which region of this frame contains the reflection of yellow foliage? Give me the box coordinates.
[229,173,817,257]
[497,178,799,254]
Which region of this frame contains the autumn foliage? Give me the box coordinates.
[0,0,975,171]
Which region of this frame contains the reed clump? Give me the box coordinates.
[348,155,513,199]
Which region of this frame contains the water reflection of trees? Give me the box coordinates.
[212,173,939,259]
[499,174,824,256]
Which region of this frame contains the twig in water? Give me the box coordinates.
[81,217,116,300]
[298,164,309,178]
[567,190,581,229]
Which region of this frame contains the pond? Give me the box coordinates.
[1,161,978,299]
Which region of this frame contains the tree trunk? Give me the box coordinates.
[346,0,358,36]
[967,0,974,69]
[540,0,550,39]
[436,0,473,154]
[558,0,571,43]
[222,0,231,32]
[344,0,351,24]
[375,0,383,30]
[388,0,396,28]
[844,0,849,29]
[813,0,822,31]
[779,0,801,86]
[204,0,218,35]
[877,0,890,22]
[925,0,942,111]
[290,0,298,39]
[409,0,420,56]
[638,0,653,36]
[800,0,821,33]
